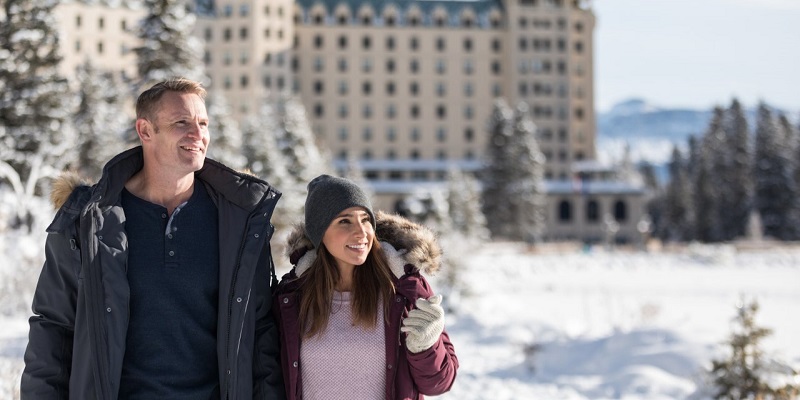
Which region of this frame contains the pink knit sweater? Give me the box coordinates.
[300,291,386,399]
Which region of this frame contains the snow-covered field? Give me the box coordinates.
[2,233,799,399]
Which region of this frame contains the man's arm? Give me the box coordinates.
[21,229,80,399]
[252,247,286,400]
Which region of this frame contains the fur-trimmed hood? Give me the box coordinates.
[285,210,442,276]
[50,171,90,209]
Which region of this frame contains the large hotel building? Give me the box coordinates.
[52,0,648,244]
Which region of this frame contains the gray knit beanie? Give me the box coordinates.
[304,174,375,249]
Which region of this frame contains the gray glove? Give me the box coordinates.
[401,295,445,353]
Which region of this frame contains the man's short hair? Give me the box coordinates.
[135,78,207,121]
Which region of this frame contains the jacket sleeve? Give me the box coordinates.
[252,245,286,400]
[402,273,459,396]
[20,227,80,399]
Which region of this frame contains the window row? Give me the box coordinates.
[334,126,477,144]
[74,15,129,31]
[203,26,285,42]
[558,199,628,223]
[300,6,500,29]
[336,149,477,164]
[218,4,285,18]
[313,103,466,120]
[309,34,503,54]
[312,79,482,98]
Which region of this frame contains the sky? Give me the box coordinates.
[592,0,800,113]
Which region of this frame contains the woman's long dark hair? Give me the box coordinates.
[298,240,396,338]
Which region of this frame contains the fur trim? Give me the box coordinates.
[50,171,89,209]
[284,211,442,275]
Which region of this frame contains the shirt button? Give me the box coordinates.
[169,251,175,256]
[236,297,242,303]
[387,364,393,370]
[168,234,173,239]
[283,298,289,304]
[161,213,167,219]
[254,233,259,238]
[293,361,298,368]
[106,307,111,313]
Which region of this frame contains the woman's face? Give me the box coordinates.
[322,207,374,270]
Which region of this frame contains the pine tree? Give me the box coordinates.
[275,94,329,185]
[482,98,517,239]
[134,0,205,89]
[73,62,129,180]
[716,99,752,241]
[0,0,76,229]
[446,167,489,240]
[509,102,547,244]
[693,108,724,242]
[709,299,799,400]
[205,92,246,170]
[661,146,693,242]
[753,104,798,240]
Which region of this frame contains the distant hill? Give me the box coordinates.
[595,98,792,166]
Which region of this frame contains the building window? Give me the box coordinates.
[436,83,446,97]
[362,150,372,160]
[363,104,373,118]
[338,14,348,25]
[464,82,473,96]
[586,200,600,222]
[224,76,232,89]
[574,41,584,53]
[314,35,323,48]
[75,40,81,52]
[491,38,501,52]
[410,36,419,51]
[339,35,348,49]
[204,27,212,40]
[464,127,474,142]
[436,37,445,51]
[240,27,248,39]
[614,201,627,221]
[363,127,373,141]
[224,51,232,65]
[121,19,127,31]
[409,82,419,96]
[240,75,249,88]
[224,28,232,41]
[386,59,396,73]
[464,105,474,119]
[338,127,348,141]
[338,57,348,72]
[436,128,446,142]
[463,38,473,52]
[362,36,371,50]
[362,58,372,73]
[98,17,104,29]
[97,41,104,54]
[362,81,372,95]
[387,127,397,142]
[411,128,420,142]
[313,80,324,95]
[409,15,420,26]
[558,200,572,222]
[491,61,501,75]
[387,104,396,119]
[338,80,348,95]
[339,104,348,118]
[386,81,396,96]
[224,4,233,17]
[436,60,446,74]
[436,105,446,119]
[76,15,81,27]
[314,56,324,72]
[411,105,420,119]
[410,60,419,74]
[240,4,249,16]
[410,149,420,160]
[386,36,395,50]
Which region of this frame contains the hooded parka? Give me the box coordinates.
[273,211,458,400]
[21,147,285,399]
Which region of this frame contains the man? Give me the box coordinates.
[21,78,285,399]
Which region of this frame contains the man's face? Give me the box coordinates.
[143,91,210,176]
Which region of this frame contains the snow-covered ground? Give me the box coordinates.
[2,233,799,399]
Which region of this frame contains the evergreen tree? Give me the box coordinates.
[446,167,489,240]
[482,98,517,239]
[509,102,547,244]
[205,92,246,170]
[717,99,752,240]
[693,110,724,242]
[73,62,129,180]
[134,0,205,89]
[661,146,693,242]
[753,104,799,240]
[0,0,76,228]
[709,299,799,400]
[275,95,329,185]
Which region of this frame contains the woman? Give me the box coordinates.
[274,174,458,400]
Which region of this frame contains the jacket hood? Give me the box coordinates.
[285,210,442,275]
[51,171,89,209]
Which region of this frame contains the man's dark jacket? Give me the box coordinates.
[20,147,285,399]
